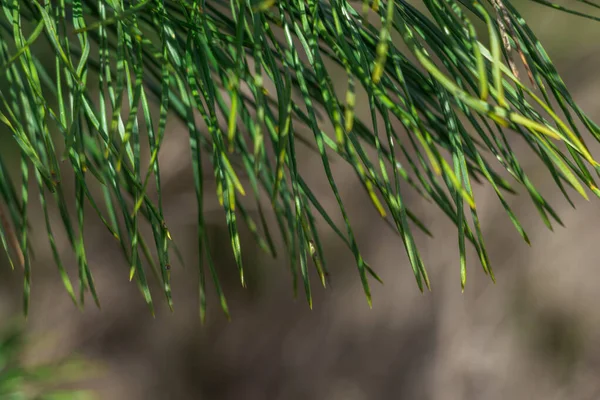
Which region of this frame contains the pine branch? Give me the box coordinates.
[0,0,598,317]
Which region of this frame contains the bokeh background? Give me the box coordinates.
[1,2,600,399]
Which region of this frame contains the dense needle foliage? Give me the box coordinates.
[0,0,599,318]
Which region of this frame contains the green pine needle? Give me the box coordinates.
[0,0,599,317]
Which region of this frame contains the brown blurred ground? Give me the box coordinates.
[2,3,600,400]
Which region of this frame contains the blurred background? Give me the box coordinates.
[1,1,600,399]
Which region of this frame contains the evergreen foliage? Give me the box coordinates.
[0,0,599,317]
